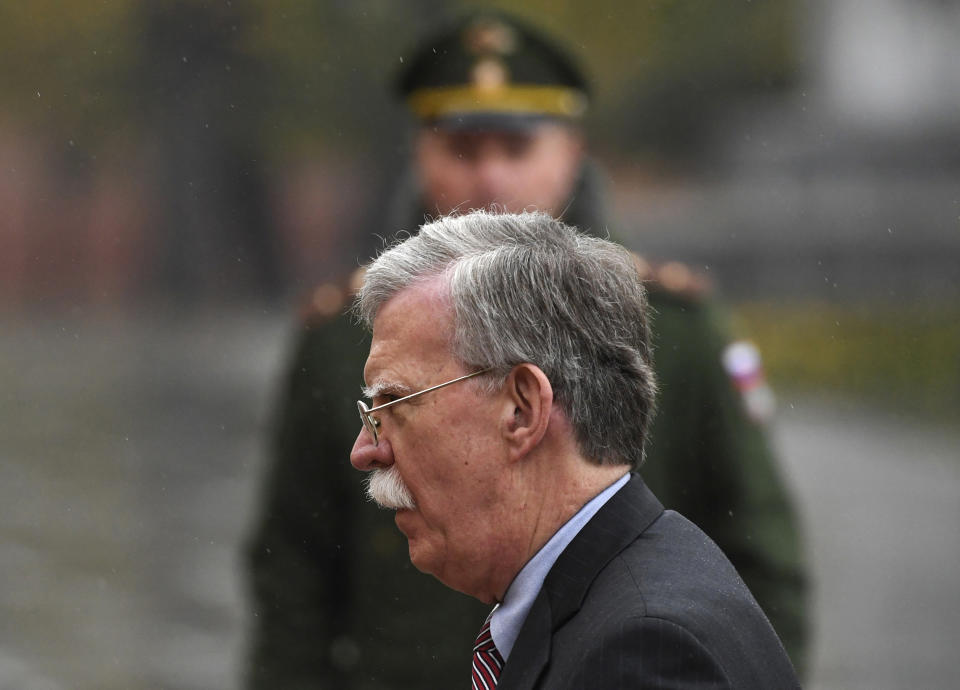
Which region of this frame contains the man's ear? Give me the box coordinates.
[501,363,553,461]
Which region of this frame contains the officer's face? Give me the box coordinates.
[415,123,584,217]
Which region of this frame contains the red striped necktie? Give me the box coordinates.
[471,616,505,689]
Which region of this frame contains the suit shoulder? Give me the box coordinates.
[630,252,712,305]
[573,531,798,687]
[297,267,367,325]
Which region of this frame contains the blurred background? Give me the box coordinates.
[1,1,957,688]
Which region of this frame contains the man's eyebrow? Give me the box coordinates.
[361,379,412,400]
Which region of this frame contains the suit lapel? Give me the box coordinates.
[497,474,664,689]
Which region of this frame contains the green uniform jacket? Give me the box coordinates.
[244,169,808,688]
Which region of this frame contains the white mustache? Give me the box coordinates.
[366,465,417,510]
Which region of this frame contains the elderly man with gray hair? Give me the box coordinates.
[348,210,799,690]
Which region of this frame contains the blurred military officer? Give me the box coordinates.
[244,11,809,689]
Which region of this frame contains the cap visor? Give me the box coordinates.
[428,111,562,132]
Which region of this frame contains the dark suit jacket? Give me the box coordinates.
[498,474,800,689]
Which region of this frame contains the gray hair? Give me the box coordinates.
[355,210,656,468]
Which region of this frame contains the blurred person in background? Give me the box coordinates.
[244,11,808,689]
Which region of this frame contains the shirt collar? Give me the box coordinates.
[489,471,630,660]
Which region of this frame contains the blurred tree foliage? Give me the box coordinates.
[0,0,798,161]
[0,1,138,149]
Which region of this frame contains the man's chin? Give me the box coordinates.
[394,508,416,533]
[394,512,430,571]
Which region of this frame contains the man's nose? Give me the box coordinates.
[350,428,394,472]
[476,155,514,195]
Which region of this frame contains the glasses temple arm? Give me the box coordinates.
[366,369,491,413]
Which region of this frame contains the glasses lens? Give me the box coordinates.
[357,400,379,445]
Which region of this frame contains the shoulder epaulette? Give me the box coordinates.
[298,266,368,324]
[629,252,712,301]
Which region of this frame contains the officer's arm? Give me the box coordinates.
[693,300,809,677]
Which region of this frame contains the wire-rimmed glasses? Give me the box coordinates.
[357,368,492,446]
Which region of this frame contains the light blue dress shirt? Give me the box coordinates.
[489,471,631,660]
